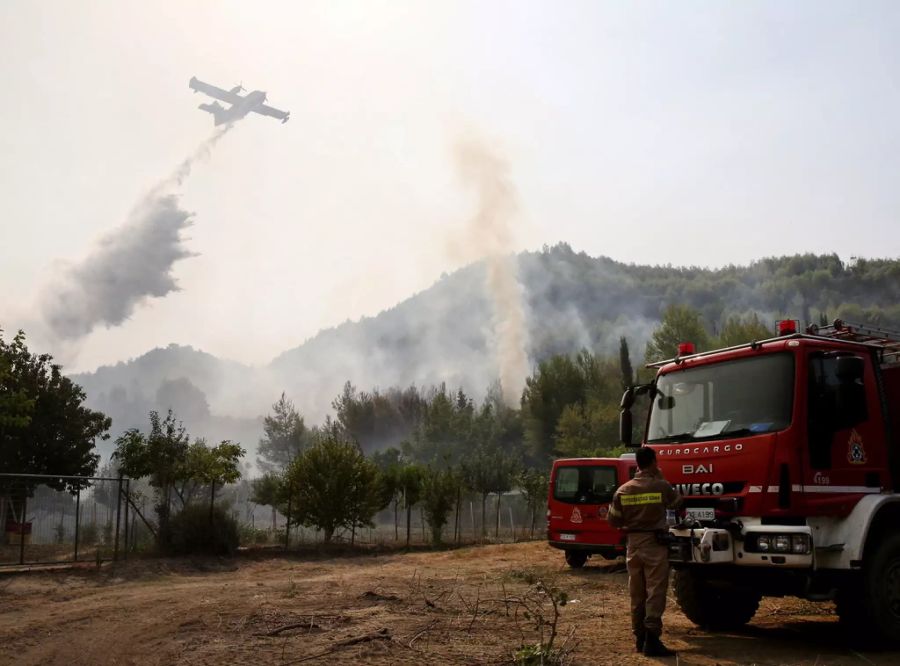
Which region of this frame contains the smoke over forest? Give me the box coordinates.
[41,125,234,341]
[71,248,900,461]
[453,135,528,406]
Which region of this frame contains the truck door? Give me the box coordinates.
[801,350,884,515]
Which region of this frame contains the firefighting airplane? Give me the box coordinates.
[188,76,290,125]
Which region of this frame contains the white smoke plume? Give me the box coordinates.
[453,134,529,406]
[42,125,234,340]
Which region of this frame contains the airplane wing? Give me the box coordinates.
[189,77,243,105]
[254,104,291,123]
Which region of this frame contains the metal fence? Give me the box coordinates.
[0,473,134,567]
[0,475,547,564]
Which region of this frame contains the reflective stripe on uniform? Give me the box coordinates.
[620,492,662,506]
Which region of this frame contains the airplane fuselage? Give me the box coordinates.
[233,91,267,117]
[213,91,267,125]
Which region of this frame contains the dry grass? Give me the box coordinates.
[0,542,894,665]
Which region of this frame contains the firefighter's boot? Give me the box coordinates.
[643,634,675,657]
[634,632,645,653]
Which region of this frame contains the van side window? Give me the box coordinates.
[553,466,618,504]
[588,467,617,501]
[555,468,580,500]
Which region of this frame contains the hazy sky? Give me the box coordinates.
[2,1,899,372]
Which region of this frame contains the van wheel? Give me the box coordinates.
[674,569,760,630]
[565,551,588,569]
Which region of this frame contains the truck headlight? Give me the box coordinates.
[746,532,811,554]
[791,535,811,554]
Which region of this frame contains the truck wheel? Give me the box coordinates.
[565,551,588,569]
[674,569,760,630]
[835,585,872,644]
[848,533,900,643]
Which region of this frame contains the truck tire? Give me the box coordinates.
[565,551,588,569]
[674,569,760,630]
[843,533,900,643]
[835,585,871,644]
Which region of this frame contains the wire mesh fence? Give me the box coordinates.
[221,486,547,550]
[0,473,132,567]
[1,475,547,565]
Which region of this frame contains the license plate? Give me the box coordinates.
[559,533,576,541]
[686,507,715,521]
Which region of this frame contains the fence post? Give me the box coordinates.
[19,492,27,566]
[454,485,461,546]
[113,475,123,562]
[74,487,81,562]
[284,484,292,550]
[123,479,130,560]
[209,479,216,527]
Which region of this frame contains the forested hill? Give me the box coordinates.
[72,246,900,458]
[268,246,900,408]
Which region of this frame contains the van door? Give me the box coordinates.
[551,464,621,547]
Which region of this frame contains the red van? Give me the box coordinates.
[547,454,637,568]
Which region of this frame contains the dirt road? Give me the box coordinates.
[0,541,893,665]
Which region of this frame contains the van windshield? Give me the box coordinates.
[647,353,794,444]
[553,465,619,504]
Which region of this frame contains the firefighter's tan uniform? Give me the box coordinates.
[607,468,681,642]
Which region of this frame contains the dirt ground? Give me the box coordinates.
[0,541,895,666]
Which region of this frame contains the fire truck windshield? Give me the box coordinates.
[647,353,794,444]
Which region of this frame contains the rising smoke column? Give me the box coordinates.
[453,135,529,406]
[42,125,234,340]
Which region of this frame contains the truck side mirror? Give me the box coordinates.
[620,409,633,446]
[620,388,634,446]
[620,387,635,410]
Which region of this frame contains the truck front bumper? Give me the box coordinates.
[668,522,814,568]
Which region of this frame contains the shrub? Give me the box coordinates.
[238,525,273,546]
[284,435,383,543]
[80,522,99,545]
[167,504,239,556]
[420,467,458,545]
[54,522,66,544]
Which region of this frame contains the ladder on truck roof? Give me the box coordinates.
[807,319,900,365]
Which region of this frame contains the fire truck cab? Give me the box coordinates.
[619,319,900,640]
[547,454,637,568]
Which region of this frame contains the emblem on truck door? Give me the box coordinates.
[570,507,583,523]
[847,429,867,465]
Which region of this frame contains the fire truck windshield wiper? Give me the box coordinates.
[719,427,753,439]
[650,427,755,444]
[648,432,696,443]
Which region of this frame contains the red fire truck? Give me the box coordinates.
[547,454,637,568]
[619,319,900,640]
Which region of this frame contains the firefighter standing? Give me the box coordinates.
[607,446,682,657]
